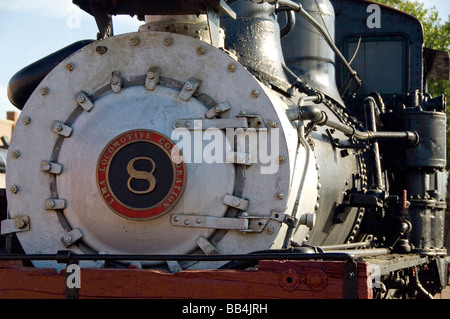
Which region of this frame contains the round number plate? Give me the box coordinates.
[96,129,186,220]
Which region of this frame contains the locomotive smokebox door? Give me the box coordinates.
[5,30,303,269]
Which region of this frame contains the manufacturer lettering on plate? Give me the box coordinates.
[96,129,186,220]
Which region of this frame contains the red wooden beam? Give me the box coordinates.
[0,259,372,299]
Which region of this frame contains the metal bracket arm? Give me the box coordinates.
[170,214,270,232]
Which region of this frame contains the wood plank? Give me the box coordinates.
[0,261,65,298]
[0,259,373,299]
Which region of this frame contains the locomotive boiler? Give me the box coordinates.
[2,0,449,298]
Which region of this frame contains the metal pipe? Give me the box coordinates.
[287,104,420,145]
[276,0,358,80]
[283,92,325,248]
[285,94,324,122]
[319,241,372,251]
[280,9,296,38]
[364,96,383,189]
[414,266,434,299]
[282,123,312,248]
[0,251,356,262]
[322,248,390,257]
[249,0,360,83]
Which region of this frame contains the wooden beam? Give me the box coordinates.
[0,259,372,299]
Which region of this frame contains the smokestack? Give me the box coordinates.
[281,0,344,105]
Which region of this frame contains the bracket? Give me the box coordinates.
[1,216,30,235]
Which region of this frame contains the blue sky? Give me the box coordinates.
[0,0,449,119]
[0,0,141,119]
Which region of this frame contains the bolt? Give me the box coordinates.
[268,121,277,128]
[215,105,223,112]
[197,47,206,55]
[227,63,236,72]
[46,200,55,208]
[63,233,72,243]
[265,226,274,234]
[164,37,173,46]
[42,162,51,171]
[77,95,85,103]
[184,219,191,225]
[232,199,241,207]
[10,185,18,194]
[14,218,26,229]
[276,192,285,200]
[96,46,107,55]
[110,76,119,85]
[66,63,74,71]
[184,82,194,91]
[23,116,31,125]
[196,218,202,224]
[147,71,155,80]
[40,87,48,95]
[55,124,63,132]
[279,155,285,164]
[130,37,139,45]
[251,90,259,98]
[203,245,212,253]
[173,216,180,222]
[11,151,20,158]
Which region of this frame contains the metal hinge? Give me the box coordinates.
[173,118,248,130]
[236,112,266,129]
[171,211,282,233]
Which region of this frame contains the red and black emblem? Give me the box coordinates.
[96,129,186,220]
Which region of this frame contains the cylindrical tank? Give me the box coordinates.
[281,0,344,105]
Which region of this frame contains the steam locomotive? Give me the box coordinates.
[1,0,449,298]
